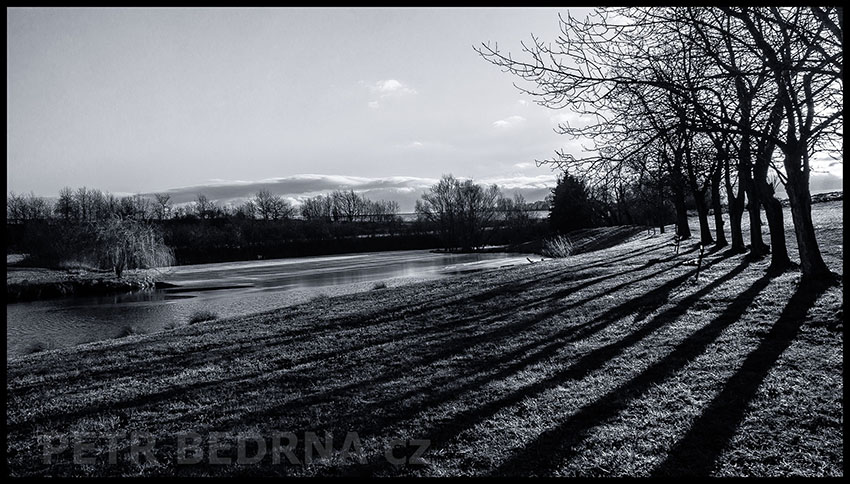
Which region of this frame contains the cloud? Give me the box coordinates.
[365,79,417,110]
[369,79,417,97]
[513,162,535,169]
[479,174,558,189]
[493,115,526,129]
[142,173,559,213]
[517,99,530,107]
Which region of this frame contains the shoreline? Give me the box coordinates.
[5,192,841,304]
[5,267,170,303]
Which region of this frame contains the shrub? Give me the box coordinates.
[188,310,218,325]
[23,340,53,355]
[543,235,575,258]
[116,326,142,338]
[95,216,175,277]
[372,281,388,290]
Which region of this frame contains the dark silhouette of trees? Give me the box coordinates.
[300,194,333,221]
[93,216,175,277]
[415,174,502,252]
[254,189,294,221]
[153,193,172,221]
[548,173,596,234]
[476,6,841,279]
[6,192,51,223]
[54,187,77,221]
[193,194,214,220]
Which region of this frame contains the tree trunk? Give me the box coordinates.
[692,189,714,246]
[657,182,666,234]
[724,165,746,252]
[672,185,691,239]
[734,95,768,256]
[784,149,832,280]
[743,178,769,256]
[753,167,791,271]
[752,96,790,271]
[710,164,728,248]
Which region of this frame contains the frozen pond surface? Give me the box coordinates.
[7,249,529,358]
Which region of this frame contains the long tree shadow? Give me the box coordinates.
[651,278,833,476]
[104,246,711,462]
[7,258,587,395]
[10,240,679,395]
[7,246,695,431]
[491,263,771,476]
[310,256,746,476]
[183,252,698,433]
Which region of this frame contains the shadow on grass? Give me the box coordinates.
[491,261,769,476]
[8,241,686,403]
[567,226,648,256]
[267,253,742,476]
[174,249,703,434]
[7,240,732,475]
[6,242,689,431]
[652,278,832,476]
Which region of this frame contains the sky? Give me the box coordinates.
[6,7,843,211]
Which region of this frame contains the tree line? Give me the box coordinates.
[7,181,553,267]
[477,6,842,280]
[414,174,543,252]
[8,186,403,225]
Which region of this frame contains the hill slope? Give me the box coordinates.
[6,202,843,477]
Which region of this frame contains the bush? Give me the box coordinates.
[188,310,218,325]
[116,326,143,338]
[18,221,97,268]
[95,216,175,277]
[18,217,175,276]
[543,235,575,258]
[23,340,53,355]
[372,281,388,290]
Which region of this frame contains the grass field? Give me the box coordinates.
[6,201,843,476]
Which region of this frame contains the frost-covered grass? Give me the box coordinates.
[542,235,575,258]
[187,310,218,325]
[6,202,842,477]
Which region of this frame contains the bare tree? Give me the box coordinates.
[253,189,293,221]
[7,192,50,223]
[723,6,841,279]
[153,193,172,221]
[194,194,214,220]
[332,189,365,222]
[300,194,333,221]
[416,175,501,251]
[54,187,77,221]
[476,6,841,279]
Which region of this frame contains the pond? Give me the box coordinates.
[6,249,529,358]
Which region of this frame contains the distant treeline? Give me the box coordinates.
[7,173,689,269]
[6,184,551,267]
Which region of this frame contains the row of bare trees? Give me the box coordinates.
[415,174,536,251]
[8,187,157,224]
[477,6,841,280]
[8,187,402,225]
[300,190,400,223]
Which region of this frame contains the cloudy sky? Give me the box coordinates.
[6,7,842,211]
[7,7,592,209]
